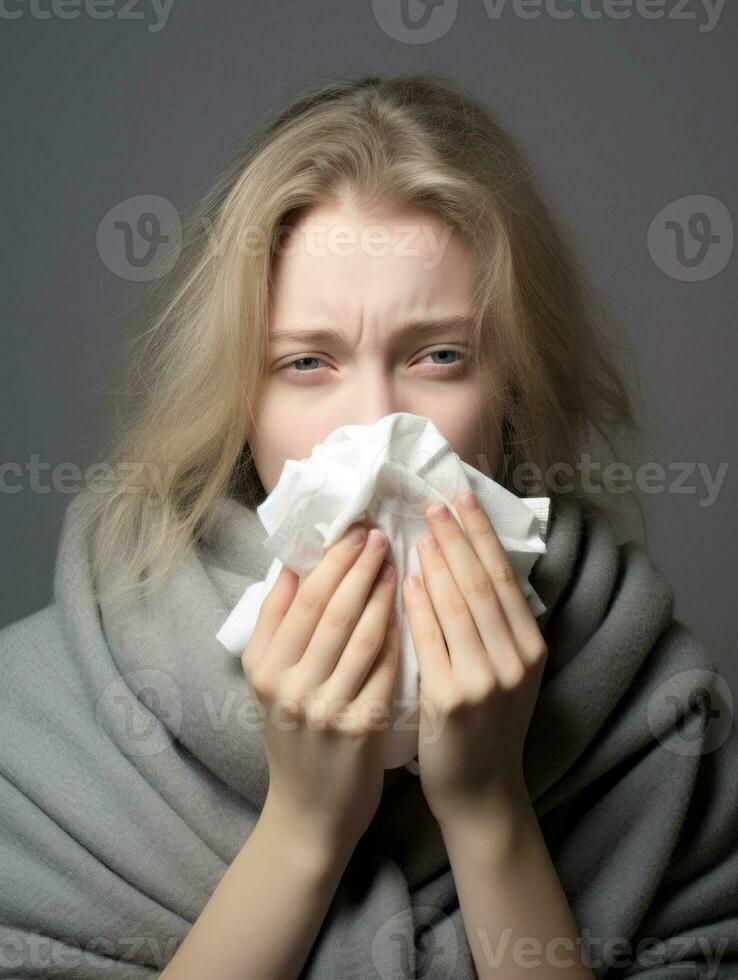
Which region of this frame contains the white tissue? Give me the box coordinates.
[216,411,550,769]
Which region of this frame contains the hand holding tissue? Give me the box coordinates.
[216,412,550,769]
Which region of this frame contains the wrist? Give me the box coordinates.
[257,793,356,877]
[434,777,534,858]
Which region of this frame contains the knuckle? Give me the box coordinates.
[323,602,355,632]
[465,676,497,705]
[335,715,368,739]
[249,666,276,701]
[277,678,307,716]
[491,560,517,585]
[312,694,363,736]
[280,699,306,725]
[502,660,526,688]
[530,637,549,662]
[303,700,329,731]
[520,627,548,662]
[441,690,466,715]
[465,571,495,599]
[352,625,381,654]
[295,584,323,614]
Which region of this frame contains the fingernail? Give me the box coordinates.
[405,574,422,592]
[367,528,387,550]
[427,503,451,522]
[421,533,439,553]
[459,492,480,512]
[379,562,395,583]
[343,525,366,546]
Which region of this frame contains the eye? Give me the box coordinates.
[277,355,332,383]
[285,356,326,372]
[419,348,465,367]
[415,348,468,373]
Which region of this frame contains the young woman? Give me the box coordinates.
[1,74,736,980]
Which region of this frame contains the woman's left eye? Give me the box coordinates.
[420,349,466,367]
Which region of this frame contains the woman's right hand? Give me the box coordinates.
[241,523,400,858]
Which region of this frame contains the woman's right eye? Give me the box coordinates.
[278,356,331,383]
[290,356,325,371]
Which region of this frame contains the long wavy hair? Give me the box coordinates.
[75,72,649,609]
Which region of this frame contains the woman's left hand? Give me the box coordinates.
[401,491,549,828]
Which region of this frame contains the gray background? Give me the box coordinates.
[2,1,736,696]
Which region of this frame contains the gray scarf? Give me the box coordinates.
[1,489,737,979]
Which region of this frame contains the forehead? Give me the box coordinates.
[269,201,476,329]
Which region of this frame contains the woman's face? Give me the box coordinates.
[250,200,503,493]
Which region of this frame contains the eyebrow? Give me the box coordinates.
[269,316,476,347]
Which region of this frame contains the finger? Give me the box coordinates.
[280,527,390,680]
[264,523,371,671]
[355,599,401,714]
[424,500,523,683]
[415,529,493,685]
[241,564,298,676]
[320,562,397,701]
[453,492,547,665]
[401,571,453,699]
[298,530,390,685]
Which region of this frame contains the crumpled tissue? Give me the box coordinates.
[216,411,551,769]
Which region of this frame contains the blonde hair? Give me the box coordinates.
[76,71,649,610]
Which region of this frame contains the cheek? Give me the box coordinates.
[409,383,488,459]
[249,389,339,492]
